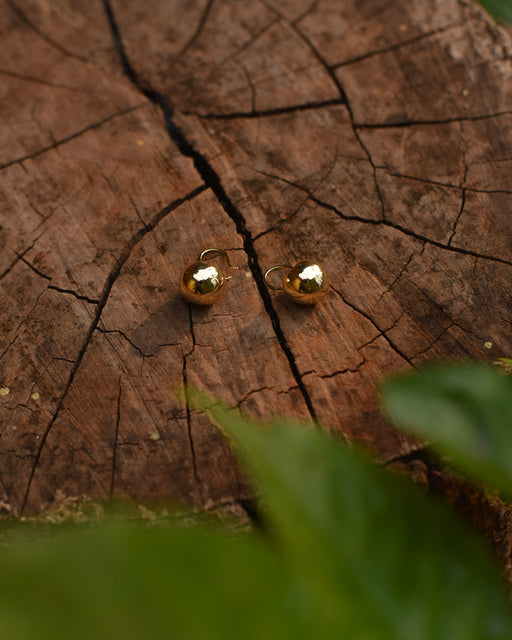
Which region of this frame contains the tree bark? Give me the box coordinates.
[1,0,511,555]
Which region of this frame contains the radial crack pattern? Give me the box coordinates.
[20,185,207,513]
[102,0,318,423]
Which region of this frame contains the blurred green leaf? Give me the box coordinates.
[1,381,511,639]
[478,0,512,24]
[190,389,512,640]
[381,363,512,495]
[0,524,315,640]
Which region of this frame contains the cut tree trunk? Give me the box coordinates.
[1,0,512,562]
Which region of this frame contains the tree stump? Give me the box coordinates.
[1,0,511,549]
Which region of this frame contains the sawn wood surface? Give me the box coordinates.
[1,0,511,564]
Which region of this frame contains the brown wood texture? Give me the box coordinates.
[1,0,511,538]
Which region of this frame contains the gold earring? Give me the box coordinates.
[263,260,329,305]
[180,248,240,305]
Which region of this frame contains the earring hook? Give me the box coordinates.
[263,264,292,293]
[198,248,240,270]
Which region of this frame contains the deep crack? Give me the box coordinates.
[102,0,318,423]
[110,376,122,497]
[20,185,206,513]
[47,285,99,306]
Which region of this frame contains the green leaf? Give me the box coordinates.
[381,363,512,494]
[478,0,512,25]
[189,389,512,640]
[0,524,316,640]
[2,381,511,639]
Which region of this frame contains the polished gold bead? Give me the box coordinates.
[180,248,240,305]
[264,260,329,304]
[180,261,225,305]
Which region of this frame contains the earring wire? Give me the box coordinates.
[263,264,292,293]
[198,248,240,270]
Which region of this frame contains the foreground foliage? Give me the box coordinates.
[382,363,512,494]
[0,363,511,638]
[478,0,512,24]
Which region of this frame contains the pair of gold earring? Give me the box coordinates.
[180,248,329,306]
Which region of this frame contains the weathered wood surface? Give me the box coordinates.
[1,0,511,543]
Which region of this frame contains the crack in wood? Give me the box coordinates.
[253,155,338,241]
[3,401,37,416]
[331,21,465,69]
[315,362,366,380]
[448,162,469,246]
[0,67,83,92]
[0,233,44,281]
[410,322,458,361]
[47,285,99,306]
[0,450,36,461]
[408,280,484,344]
[183,305,199,487]
[102,0,319,424]
[273,3,347,103]
[331,285,414,367]
[356,333,384,352]
[219,16,280,67]
[110,376,122,497]
[355,110,512,129]
[252,197,311,241]
[17,255,51,281]
[20,185,207,514]
[385,170,512,195]
[6,0,90,64]
[0,334,20,365]
[260,169,512,268]
[15,256,99,305]
[175,0,215,59]
[385,172,462,190]
[52,356,74,364]
[3,0,511,563]
[238,60,257,112]
[382,309,407,336]
[271,13,502,245]
[235,386,274,409]
[0,104,145,171]
[96,327,156,359]
[275,16,389,225]
[184,98,344,119]
[374,248,423,309]
[307,311,408,380]
[292,0,319,26]
[355,131,387,219]
[0,288,47,365]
